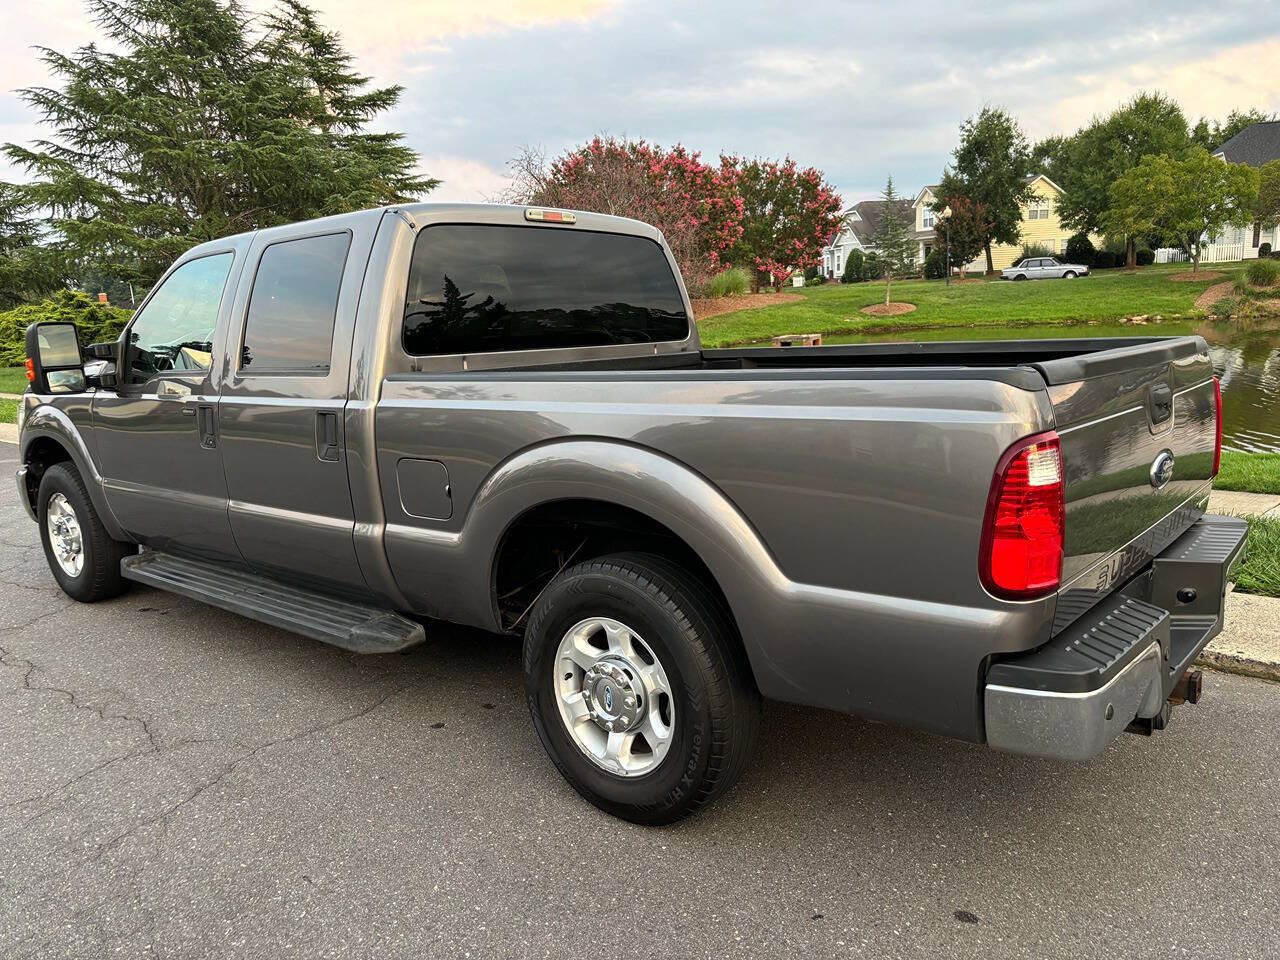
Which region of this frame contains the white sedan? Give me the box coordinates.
[1001,256,1089,280]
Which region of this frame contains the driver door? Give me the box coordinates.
[93,246,246,562]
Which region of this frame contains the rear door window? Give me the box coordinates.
[402,224,688,356]
[240,232,351,374]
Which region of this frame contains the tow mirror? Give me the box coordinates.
[84,340,119,387]
[24,321,87,394]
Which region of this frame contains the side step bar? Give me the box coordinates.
[121,551,425,654]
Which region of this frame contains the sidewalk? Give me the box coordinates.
[1209,489,1280,517]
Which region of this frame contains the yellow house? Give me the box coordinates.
[911,175,1081,272]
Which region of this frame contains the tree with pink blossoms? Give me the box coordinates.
[505,137,743,294]
[720,156,842,292]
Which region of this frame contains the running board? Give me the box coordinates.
[120,551,425,654]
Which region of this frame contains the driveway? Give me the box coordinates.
[1,442,1277,959]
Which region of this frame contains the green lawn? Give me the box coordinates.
[0,397,17,424]
[1216,452,1280,495]
[698,263,1244,347]
[1235,514,1280,599]
[0,367,28,394]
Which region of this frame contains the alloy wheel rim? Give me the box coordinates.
[46,493,84,577]
[553,617,675,777]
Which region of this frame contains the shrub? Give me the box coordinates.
[1246,257,1280,287]
[0,290,132,367]
[1209,297,1237,320]
[1065,233,1095,265]
[703,267,751,298]
[841,249,864,283]
[1259,242,1272,258]
[923,247,947,279]
[1136,248,1155,266]
[861,251,882,281]
[1017,243,1055,263]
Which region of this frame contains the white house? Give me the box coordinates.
[1212,121,1280,256]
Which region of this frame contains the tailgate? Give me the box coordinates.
[1030,338,1217,633]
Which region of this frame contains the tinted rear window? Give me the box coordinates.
[403,224,688,356]
[241,232,351,373]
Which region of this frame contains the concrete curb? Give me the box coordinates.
[0,423,17,444]
[1196,592,1280,683]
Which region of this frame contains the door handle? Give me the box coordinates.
[197,404,217,448]
[315,411,340,462]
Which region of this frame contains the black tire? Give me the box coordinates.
[1013,273,1027,281]
[1063,270,1077,279]
[37,462,131,602]
[523,552,759,825]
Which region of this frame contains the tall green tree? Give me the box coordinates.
[1256,160,1280,243]
[1055,92,1190,267]
[0,185,62,308]
[3,0,436,287]
[872,176,913,305]
[945,107,1034,274]
[1102,148,1258,273]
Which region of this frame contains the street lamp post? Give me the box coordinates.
[938,205,953,288]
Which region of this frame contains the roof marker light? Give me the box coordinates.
[525,208,576,224]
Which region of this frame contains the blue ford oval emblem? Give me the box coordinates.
[603,684,613,711]
[1150,450,1175,489]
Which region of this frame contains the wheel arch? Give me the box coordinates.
[20,409,129,541]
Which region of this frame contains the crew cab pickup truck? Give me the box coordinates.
[16,203,1246,823]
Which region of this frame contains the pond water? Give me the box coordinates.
[821,321,1280,453]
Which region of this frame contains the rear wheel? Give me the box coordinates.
[37,463,131,602]
[523,552,759,824]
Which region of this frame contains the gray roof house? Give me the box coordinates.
[820,198,916,278]
[1213,121,1280,168]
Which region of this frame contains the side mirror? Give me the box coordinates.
[24,322,87,395]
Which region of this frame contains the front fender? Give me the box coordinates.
[19,401,130,541]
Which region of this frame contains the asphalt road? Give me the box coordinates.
[1,442,1278,959]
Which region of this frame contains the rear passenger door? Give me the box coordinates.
[217,216,376,597]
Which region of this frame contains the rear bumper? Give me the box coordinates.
[983,514,1247,760]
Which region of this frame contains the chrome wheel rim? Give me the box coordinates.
[554,617,675,777]
[46,493,84,577]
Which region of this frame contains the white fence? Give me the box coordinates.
[1154,243,1249,264]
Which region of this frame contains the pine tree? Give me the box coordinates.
[3,0,437,287]
[0,185,62,308]
[873,176,913,306]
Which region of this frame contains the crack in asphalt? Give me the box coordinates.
[0,639,162,755]
[82,680,411,863]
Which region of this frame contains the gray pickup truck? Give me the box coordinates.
[16,203,1246,823]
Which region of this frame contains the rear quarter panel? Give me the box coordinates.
[374,370,1058,740]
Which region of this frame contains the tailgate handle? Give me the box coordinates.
[1148,384,1173,426]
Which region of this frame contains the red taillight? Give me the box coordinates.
[980,431,1064,599]
[1212,377,1222,476]
[25,357,34,382]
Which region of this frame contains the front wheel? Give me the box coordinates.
[523,553,759,824]
[1013,273,1027,281]
[1063,270,1077,279]
[37,463,132,602]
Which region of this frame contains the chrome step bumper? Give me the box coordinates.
[984,514,1247,760]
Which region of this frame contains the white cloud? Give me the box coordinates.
[419,154,513,203]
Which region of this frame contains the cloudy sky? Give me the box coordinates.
[2,0,1278,207]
